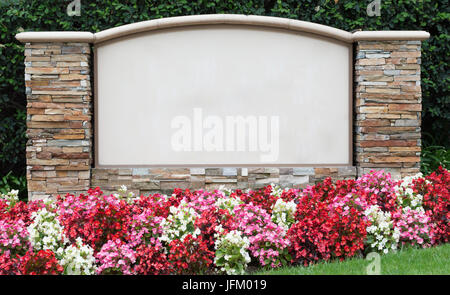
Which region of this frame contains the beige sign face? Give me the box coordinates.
[95,25,351,167]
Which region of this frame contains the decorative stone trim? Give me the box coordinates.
[92,167,357,196]
[24,42,92,200]
[354,40,422,179]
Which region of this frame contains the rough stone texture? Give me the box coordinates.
[25,43,92,200]
[91,167,357,196]
[355,41,422,179]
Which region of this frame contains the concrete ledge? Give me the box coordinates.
[16,31,94,43]
[15,15,430,44]
[353,31,430,41]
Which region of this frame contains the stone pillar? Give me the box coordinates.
[25,42,92,200]
[355,40,422,179]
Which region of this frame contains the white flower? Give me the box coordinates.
[215,197,243,214]
[160,203,200,243]
[115,185,137,204]
[364,205,399,254]
[271,198,296,231]
[0,189,20,207]
[214,230,250,275]
[395,174,427,211]
[269,184,285,198]
[28,207,68,253]
[217,185,232,197]
[60,238,97,275]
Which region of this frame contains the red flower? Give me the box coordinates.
[0,251,21,275]
[167,235,214,274]
[19,250,63,275]
[194,208,236,251]
[415,167,449,244]
[234,185,279,214]
[288,178,367,265]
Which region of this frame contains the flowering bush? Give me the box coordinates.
[355,170,397,212]
[60,238,97,275]
[160,201,201,243]
[364,205,400,254]
[0,193,44,226]
[195,207,236,251]
[20,250,63,275]
[288,191,336,265]
[419,167,449,244]
[235,185,279,214]
[95,239,136,275]
[271,198,297,231]
[0,251,21,275]
[115,185,138,204]
[133,241,170,275]
[56,188,132,252]
[288,179,368,265]
[328,192,368,259]
[394,173,426,210]
[233,203,290,267]
[126,208,165,248]
[28,206,68,254]
[132,193,180,218]
[393,208,434,248]
[167,235,214,274]
[0,219,30,256]
[0,189,19,209]
[0,167,448,275]
[214,229,251,275]
[215,194,243,214]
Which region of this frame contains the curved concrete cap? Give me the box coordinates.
[94,14,354,43]
[15,14,430,43]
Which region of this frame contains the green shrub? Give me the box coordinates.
[421,132,450,175]
[0,171,27,200]
[421,146,449,175]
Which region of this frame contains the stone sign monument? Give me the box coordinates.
[16,15,429,200]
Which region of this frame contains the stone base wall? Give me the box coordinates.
[355,40,422,179]
[91,167,357,195]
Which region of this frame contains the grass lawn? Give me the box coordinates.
[251,244,450,275]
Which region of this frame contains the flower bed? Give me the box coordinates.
[0,167,448,275]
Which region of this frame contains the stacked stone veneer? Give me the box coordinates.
[355,41,422,179]
[22,39,424,200]
[25,43,92,200]
[91,167,357,196]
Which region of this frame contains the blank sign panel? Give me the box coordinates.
[95,25,351,167]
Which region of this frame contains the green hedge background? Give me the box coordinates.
[0,0,449,194]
